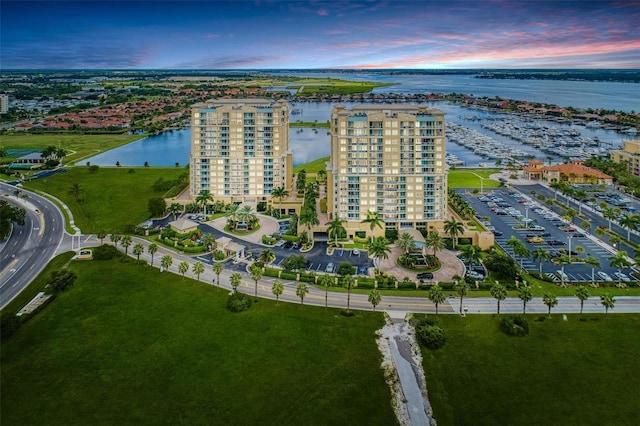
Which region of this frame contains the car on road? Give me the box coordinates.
[325,262,335,273]
[597,271,614,282]
[466,270,484,280]
[417,272,434,280]
[526,236,544,243]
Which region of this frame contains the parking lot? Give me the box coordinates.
[461,188,635,283]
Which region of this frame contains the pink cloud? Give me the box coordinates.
[324,29,350,35]
[317,8,328,16]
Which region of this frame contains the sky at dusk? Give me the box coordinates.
[2,1,639,69]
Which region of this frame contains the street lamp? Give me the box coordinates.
[525,206,529,229]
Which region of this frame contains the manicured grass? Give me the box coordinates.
[0,256,395,426]
[293,156,329,174]
[420,314,640,426]
[447,169,501,188]
[0,252,75,314]
[22,167,185,233]
[0,133,143,164]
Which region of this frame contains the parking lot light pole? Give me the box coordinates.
[525,207,529,229]
[567,235,574,258]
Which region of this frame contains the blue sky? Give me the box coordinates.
[2,1,639,69]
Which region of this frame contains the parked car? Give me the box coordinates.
[613,272,631,282]
[526,236,544,243]
[548,240,566,246]
[417,272,434,280]
[492,230,503,237]
[556,270,569,281]
[597,271,613,282]
[352,248,360,256]
[325,262,335,273]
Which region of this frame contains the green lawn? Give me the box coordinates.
[447,169,501,188]
[0,256,396,426]
[22,167,186,233]
[293,156,329,174]
[420,314,640,426]
[0,133,143,165]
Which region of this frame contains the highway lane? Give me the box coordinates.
[0,183,65,309]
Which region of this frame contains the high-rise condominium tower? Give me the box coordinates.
[190,99,292,203]
[327,104,446,234]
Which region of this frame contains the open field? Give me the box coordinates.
[447,169,501,188]
[22,167,186,233]
[0,256,395,426]
[0,133,143,165]
[289,121,330,128]
[420,314,640,426]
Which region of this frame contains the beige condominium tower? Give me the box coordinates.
[190,99,292,203]
[327,104,447,239]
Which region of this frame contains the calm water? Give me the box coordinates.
[274,71,640,113]
[84,101,627,167]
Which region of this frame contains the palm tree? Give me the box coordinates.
[600,293,615,314]
[259,248,275,265]
[195,190,214,216]
[237,205,257,229]
[147,243,158,266]
[109,234,121,248]
[574,189,587,214]
[168,202,182,221]
[584,255,600,287]
[68,183,84,202]
[575,285,590,318]
[368,237,391,269]
[230,272,242,293]
[454,280,470,315]
[202,233,216,251]
[444,218,465,249]
[249,263,263,296]
[542,291,558,318]
[121,235,132,255]
[513,242,530,270]
[296,282,309,305]
[517,285,533,315]
[192,261,205,281]
[97,230,107,245]
[326,216,346,245]
[608,251,632,288]
[553,254,571,287]
[619,214,638,240]
[563,207,577,225]
[490,282,507,314]
[397,232,416,254]
[425,231,445,258]
[460,245,481,267]
[132,243,144,262]
[531,247,551,275]
[160,255,173,271]
[212,262,223,286]
[299,207,319,239]
[272,280,284,304]
[429,284,446,315]
[368,289,381,311]
[602,207,619,231]
[361,210,384,242]
[343,274,355,312]
[320,274,333,308]
[225,203,240,228]
[271,186,289,217]
[55,147,67,165]
[178,261,190,279]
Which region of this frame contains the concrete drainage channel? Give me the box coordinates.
[377,311,436,426]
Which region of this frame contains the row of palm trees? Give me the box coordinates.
[428,281,616,317]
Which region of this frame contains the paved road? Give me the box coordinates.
[0,183,65,309]
[4,186,640,315]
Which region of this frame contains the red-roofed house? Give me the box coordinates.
[542,160,613,185]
